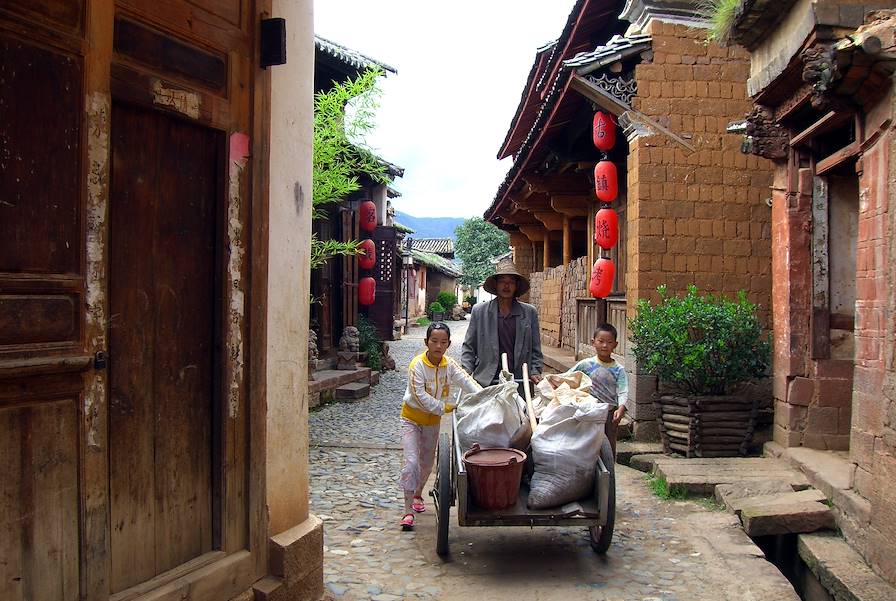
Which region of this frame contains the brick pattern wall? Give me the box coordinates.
[627,21,772,327]
[561,257,589,351]
[852,129,896,585]
[538,266,564,347]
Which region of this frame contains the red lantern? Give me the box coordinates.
[360,200,377,232]
[359,239,376,270]
[592,111,616,152]
[594,208,619,250]
[594,160,618,203]
[359,276,376,306]
[589,257,615,299]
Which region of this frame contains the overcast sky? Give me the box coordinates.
[314,1,578,218]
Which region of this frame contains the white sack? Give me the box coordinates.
[456,370,526,453]
[527,397,609,509]
[532,371,594,418]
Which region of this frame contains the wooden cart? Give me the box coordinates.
[430,409,616,557]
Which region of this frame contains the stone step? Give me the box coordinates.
[309,367,372,394]
[741,500,835,537]
[335,381,370,400]
[616,441,664,470]
[798,532,896,601]
[653,456,810,495]
[721,487,828,515]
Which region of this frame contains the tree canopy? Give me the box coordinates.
[454,218,510,288]
[311,67,388,269]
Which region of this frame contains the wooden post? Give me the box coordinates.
[563,215,571,266]
[543,236,550,270]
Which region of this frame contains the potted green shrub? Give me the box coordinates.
[629,285,770,457]
[429,301,446,322]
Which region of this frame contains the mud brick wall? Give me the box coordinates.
[537,266,564,347]
[527,271,543,315]
[627,21,772,327]
[849,96,896,586]
[561,257,589,351]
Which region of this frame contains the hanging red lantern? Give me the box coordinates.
[360,200,377,232]
[359,239,376,270]
[594,160,618,203]
[589,257,615,299]
[594,208,619,250]
[359,276,376,306]
[592,111,616,152]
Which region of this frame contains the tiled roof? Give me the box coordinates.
[561,34,652,71]
[394,222,414,234]
[411,250,462,278]
[412,238,454,255]
[314,35,397,75]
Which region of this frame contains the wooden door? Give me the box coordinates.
[368,226,397,340]
[108,104,219,592]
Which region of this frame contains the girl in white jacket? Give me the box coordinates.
[399,322,480,530]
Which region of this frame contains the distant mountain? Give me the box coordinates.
[394,211,466,240]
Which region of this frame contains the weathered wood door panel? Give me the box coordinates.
[109,104,218,592]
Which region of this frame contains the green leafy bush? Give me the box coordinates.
[429,302,445,315]
[416,316,431,326]
[464,295,476,306]
[356,315,382,372]
[436,291,458,310]
[629,285,769,395]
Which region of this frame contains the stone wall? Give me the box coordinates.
[538,265,565,347]
[627,21,773,327]
[562,257,589,351]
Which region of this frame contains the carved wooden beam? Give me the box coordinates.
[518,224,546,242]
[743,105,788,160]
[501,209,540,227]
[551,195,590,217]
[514,193,552,211]
[533,211,565,231]
[522,173,591,196]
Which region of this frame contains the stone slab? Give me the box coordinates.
[728,489,828,515]
[782,447,856,498]
[335,381,370,400]
[370,370,380,385]
[741,501,834,537]
[715,480,796,506]
[627,454,661,473]
[616,441,664,468]
[799,532,896,601]
[309,368,371,394]
[653,456,811,495]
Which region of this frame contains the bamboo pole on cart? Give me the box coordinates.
[521,363,538,432]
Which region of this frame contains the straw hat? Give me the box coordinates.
[483,258,530,297]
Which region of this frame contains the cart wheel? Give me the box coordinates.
[435,433,452,556]
[590,437,615,554]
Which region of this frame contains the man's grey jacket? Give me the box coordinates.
[461,298,543,387]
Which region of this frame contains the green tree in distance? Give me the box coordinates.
[454,217,510,288]
[311,67,388,269]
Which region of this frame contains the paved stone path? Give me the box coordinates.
[309,319,800,601]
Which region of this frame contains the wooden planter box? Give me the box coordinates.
[654,394,759,458]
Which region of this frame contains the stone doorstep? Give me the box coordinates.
[615,441,664,469]
[799,532,896,601]
[725,488,828,515]
[334,382,370,400]
[741,501,835,537]
[777,444,856,498]
[308,368,372,394]
[653,456,810,495]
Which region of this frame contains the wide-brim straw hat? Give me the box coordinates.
[483,258,530,297]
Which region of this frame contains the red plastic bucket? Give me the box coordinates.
[462,444,527,510]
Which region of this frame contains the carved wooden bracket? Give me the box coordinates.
[743,105,788,160]
[801,44,850,112]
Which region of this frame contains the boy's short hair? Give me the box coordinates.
[426,321,451,340]
[593,323,618,341]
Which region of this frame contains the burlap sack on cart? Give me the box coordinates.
[527,397,609,509]
[531,371,593,419]
[456,370,527,453]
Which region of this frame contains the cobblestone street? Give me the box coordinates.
[309,320,799,601]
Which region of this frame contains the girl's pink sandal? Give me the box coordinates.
[400,513,415,530]
[411,497,426,513]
